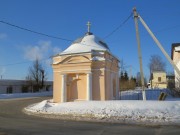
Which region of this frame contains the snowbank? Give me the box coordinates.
[24,100,180,125]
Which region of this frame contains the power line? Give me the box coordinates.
[153,24,180,34]
[0,16,131,67]
[1,17,178,68]
[0,61,31,66]
[0,58,51,67]
[0,20,116,50]
[140,24,180,37]
[0,20,73,42]
[103,13,133,39]
[0,20,107,49]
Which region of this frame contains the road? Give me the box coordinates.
[0,97,179,135]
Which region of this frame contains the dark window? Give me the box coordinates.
[158,77,161,82]
[7,86,13,94]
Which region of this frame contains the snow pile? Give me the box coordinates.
[25,100,180,125]
[0,91,52,99]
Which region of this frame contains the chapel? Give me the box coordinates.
[52,22,119,103]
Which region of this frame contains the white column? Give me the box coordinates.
[110,73,114,99]
[87,72,92,100]
[61,74,67,102]
[116,73,119,100]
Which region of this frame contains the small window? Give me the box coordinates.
[158,77,161,82]
[7,86,13,94]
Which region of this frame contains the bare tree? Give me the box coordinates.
[148,55,166,73]
[26,75,33,92]
[148,55,166,89]
[26,58,47,92]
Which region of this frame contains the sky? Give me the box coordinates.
[0,0,180,81]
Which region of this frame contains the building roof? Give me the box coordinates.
[0,79,53,86]
[59,32,110,55]
[152,71,166,73]
[171,43,180,59]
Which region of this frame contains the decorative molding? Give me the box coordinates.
[61,55,90,64]
[54,68,119,74]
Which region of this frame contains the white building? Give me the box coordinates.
[0,79,53,94]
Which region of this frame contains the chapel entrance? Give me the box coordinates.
[67,73,87,101]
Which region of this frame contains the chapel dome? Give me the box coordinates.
[60,32,110,55]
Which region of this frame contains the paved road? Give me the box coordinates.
[0,97,180,135]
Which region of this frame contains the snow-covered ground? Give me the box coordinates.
[24,100,180,125]
[1,89,179,125]
[24,89,180,125]
[0,91,52,99]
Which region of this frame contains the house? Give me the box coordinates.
[52,24,119,103]
[171,43,180,88]
[150,71,167,89]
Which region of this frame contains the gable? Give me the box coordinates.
[60,55,90,64]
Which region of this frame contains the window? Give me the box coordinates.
[158,77,161,82]
[7,86,13,94]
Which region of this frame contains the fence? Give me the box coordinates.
[119,89,175,100]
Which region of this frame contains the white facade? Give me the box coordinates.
[0,79,53,94]
[171,43,180,88]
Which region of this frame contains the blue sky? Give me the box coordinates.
[0,0,180,81]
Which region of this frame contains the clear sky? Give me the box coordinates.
[0,0,180,81]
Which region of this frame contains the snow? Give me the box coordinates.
[175,46,180,51]
[60,34,109,55]
[23,89,180,125]
[3,88,177,125]
[90,56,105,61]
[25,99,180,125]
[0,91,52,99]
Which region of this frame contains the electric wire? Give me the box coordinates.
[1,13,178,67]
[153,24,180,34]
[103,12,133,39]
[0,20,111,49]
[0,20,73,42]
[0,58,51,67]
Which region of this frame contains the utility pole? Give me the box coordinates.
[133,7,180,100]
[138,15,180,77]
[133,7,146,100]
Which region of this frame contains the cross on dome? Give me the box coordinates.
[86,21,91,33]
